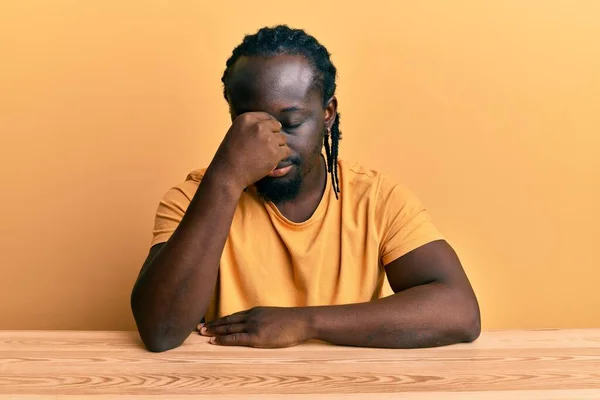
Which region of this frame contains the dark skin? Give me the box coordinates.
[227,55,332,220]
[131,55,480,352]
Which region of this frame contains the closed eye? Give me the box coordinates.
[283,122,303,130]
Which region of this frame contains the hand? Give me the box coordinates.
[209,112,292,192]
[198,307,313,348]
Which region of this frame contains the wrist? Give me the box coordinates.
[203,164,244,200]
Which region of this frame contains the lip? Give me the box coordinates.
[275,161,293,169]
[267,164,294,178]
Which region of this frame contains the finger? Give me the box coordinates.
[279,144,292,159]
[273,132,287,145]
[195,317,206,332]
[265,118,282,132]
[205,310,248,328]
[201,323,246,336]
[249,111,278,122]
[210,333,253,347]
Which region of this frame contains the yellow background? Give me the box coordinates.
[1,1,598,330]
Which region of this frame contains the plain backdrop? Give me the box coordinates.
[1,0,599,330]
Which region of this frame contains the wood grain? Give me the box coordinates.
[1,330,599,398]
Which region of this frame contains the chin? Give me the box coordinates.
[256,167,303,203]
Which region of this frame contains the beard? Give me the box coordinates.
[255,133,326,204]
[255,155,303,203]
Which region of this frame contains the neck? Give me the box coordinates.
[273,155,327,223]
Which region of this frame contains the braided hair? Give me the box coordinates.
[221,25,341,198]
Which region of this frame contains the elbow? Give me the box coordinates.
[430,306,480,347]
[461,314,481,343]
[131,297,185,353]
[142,334,184,353]
[458,299,481,343]
[135,319,186,352]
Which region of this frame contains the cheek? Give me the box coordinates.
[293,121,323,154]
[290,133,322,162]
[307,123,325,155]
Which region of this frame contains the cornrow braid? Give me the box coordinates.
[221,25,341,199]
[324,116,341,199]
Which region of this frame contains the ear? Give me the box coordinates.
[324,96,338,131]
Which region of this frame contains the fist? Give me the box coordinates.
[210,112,291,192]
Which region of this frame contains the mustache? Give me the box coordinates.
[279,155,302,166]
[288,155,302,164]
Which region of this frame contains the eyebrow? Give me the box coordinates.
[233,106,306,116]
[280,106,304,113]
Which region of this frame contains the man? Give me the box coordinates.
[131,25,480,352]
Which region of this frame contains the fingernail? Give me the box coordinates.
[200,327,208,335]
[209,337,216,344]
[197,323,204,331]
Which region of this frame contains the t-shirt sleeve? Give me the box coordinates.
[150,179,199,247]
[377,176,444,266]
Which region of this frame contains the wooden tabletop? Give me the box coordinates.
[1,329,599,399]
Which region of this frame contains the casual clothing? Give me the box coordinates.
[151,159,443,321]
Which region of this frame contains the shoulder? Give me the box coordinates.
[338,159,411,202]
[161,168,207,204]
[338,161,443,263]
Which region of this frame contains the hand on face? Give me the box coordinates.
[210,112,292,193]
[198,306,313,348]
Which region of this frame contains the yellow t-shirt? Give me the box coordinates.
[151,159,443,321]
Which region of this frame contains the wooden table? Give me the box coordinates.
[1,330,599,399]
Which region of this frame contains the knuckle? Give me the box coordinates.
[257,121,270,131]
[253,122,264,134]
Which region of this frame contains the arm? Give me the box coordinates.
[202,240,480,348]
[131,169,241,352]
[307,239,481,348]
[131,112,289,352]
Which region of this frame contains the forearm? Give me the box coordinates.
[131,167,241,352]
[306,282,480,348]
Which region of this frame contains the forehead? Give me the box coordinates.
[227,55,320,111]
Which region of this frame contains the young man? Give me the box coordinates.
[131,25,480,352]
